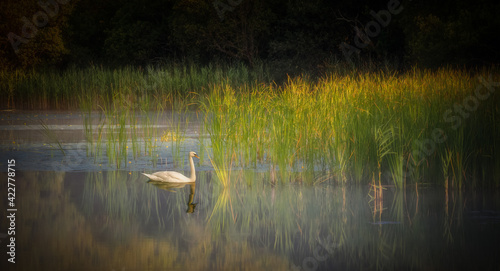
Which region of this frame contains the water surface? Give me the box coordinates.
[1,111,499,271]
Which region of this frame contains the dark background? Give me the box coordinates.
[1,0,499,75]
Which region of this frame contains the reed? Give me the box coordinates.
[0,63,272,110]
[79,84,167,168]
[3,64,497,188]
[202,67,499,188]
[37,118,66,156]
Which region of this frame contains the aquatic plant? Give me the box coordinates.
[202,67,499,188]
[3,64,497,187]
[0,63,272,110]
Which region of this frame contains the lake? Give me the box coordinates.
[0,110,499,271]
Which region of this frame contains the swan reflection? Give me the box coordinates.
[149,181,197,213]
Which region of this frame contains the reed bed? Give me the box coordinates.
[2,64,498,187]
[0,63,271,110]
[80,90,166,168]
[66,63,265,169]
[203,68,500,188]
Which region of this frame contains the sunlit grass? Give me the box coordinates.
[2,64,498,187]
[202,68,499,188]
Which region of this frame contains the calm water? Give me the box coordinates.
[1,111,500,271]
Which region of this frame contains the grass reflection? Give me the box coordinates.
[4,171,499,270]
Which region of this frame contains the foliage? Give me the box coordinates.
[2,0,499,70]
[0,0,78,70]
[402,1,500,67]
[170,0,272,67]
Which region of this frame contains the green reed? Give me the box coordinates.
[79,83,166,168]
[2,64,498,187]
[52,63,269,170]
[166,102,190,167]
[0,63,271,110]
[202,68,499,188]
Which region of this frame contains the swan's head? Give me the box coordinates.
[189,151,200,159]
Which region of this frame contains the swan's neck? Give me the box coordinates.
[189,156,196,182]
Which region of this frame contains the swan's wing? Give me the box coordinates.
[142,173,165,182]
[151,171,191,183]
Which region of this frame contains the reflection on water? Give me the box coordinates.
[149,182,197,213]
[1,171,499,271]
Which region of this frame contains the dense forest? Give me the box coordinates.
[1,0,499,74]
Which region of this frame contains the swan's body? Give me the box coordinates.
[143,151,200,183]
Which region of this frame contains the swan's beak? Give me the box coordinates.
[194,154,200,159]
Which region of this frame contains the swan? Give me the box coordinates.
[142,151,200,183]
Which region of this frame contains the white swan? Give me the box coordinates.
[142,151,200,183]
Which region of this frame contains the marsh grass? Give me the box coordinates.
[38,118,66,156]
[0,63,272,110]
[168,103,190,167]
[206,147,234,188]
[80,86,166,168]
[203,68,499,188]
[3,64,498,187]
[0,63,272,170]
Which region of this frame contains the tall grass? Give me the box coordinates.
[202,68,499,188]
[80,82,166,168]
[0,63,272,110]
[2,64,498,187]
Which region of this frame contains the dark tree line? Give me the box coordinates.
[1,0,499,72]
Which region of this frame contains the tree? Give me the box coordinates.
[102,0,175,65]
[401,0,500,67]
[0,0,78,70]
[171,0,272,67]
